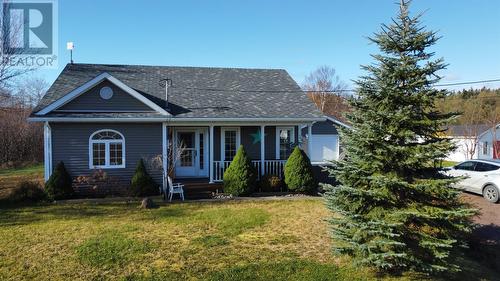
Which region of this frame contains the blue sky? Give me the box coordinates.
[39,0,500,90]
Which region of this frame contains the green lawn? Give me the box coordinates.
[0,199,356,281]
[1,165,498,280]
[0,198,498,281]
[0,164,44,200]
[0,164,44,177]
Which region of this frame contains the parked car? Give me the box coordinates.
[445,159,500,203]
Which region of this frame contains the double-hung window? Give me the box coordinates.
[276,127,295,160]
[221,128,240,161]
[483,142,489,155]
[89,130,125,169]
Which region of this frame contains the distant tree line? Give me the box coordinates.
[0,77,48,168]
[0,9,46,168]
[433,88,499,158]
[435,87,499,127]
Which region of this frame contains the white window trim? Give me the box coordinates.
[221,127,241,161]
[276,126,295,160]
[199,129,209,173]
[89,129,126,169]
[173,127,201,176]
[162,123,168,189]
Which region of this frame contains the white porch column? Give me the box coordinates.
[260,125,265,177]
[43,122,52,182]
[307,123,313,158]
[162,122,168,189]
[209,125,214,183]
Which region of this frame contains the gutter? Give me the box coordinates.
[27,116,326,123]
[325,116,351,129]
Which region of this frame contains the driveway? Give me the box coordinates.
[461,192,500,244]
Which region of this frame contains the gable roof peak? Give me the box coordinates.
[35,72,170,116]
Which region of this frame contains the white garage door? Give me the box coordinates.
[310,134,339,163]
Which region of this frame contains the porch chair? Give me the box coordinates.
[165,176,185,202]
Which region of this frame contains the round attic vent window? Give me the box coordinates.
[99,86,113,100]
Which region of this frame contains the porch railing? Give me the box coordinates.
[213,160,287,182]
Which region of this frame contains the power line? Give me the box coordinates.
[434,78,500,87]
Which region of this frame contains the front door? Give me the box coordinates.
[174,128,208,177]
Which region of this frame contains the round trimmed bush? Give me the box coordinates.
[130,159,158,197]
[223,145,257,196]
[284,147,317,193]
[45,161,73,200]
[259,174,283,192]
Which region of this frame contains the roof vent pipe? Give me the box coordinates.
[159,78,172,110]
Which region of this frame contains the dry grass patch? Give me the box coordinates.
[1,198,495,280]
[0,164,44,201]
[0,199,342,280]
[76,232,152,268]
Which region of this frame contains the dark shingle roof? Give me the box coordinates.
[34,63,323,119]
[447,124,490,137]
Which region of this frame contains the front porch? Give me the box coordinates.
[162,123,314,188]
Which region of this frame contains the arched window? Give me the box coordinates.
[89,129,125,168]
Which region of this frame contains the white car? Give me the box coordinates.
[446,159,500,203]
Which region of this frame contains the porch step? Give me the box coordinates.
[177,180,223,200]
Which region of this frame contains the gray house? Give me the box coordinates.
[29,63,324,195]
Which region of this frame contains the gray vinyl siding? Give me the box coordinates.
[50,122,163,185]
[50,123,305,190]
[265,126,277,159]
[214,126,221,161]
[313,120,339,134]
[301,120,339,137]
[57,80,153,112]
[294,125,299,147]
[240,126,260,160]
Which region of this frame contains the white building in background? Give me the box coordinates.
[477,124,500,160]
[444,125,489,162]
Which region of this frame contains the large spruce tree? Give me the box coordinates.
[324,0,475,274]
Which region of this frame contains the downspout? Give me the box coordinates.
[43,122,52,181]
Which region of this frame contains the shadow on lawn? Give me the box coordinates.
[122,259,357,281]
[0,201,200,227]
[471,224,500,245]
[0,197,264,227]
[467,224,500,270]
[0,204,116,226]
[438,224,500,281]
